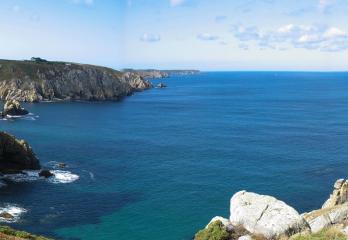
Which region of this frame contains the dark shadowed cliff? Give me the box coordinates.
[0,59,152,102]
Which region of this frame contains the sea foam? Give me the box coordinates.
[0,204,27,223]
[2,170,79,184]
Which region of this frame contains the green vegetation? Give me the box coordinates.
[0,58,122,82]
[291,227,346,240]
[194,221,231,240]
[0,225,52,240]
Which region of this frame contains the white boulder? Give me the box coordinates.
[238,235,252,240]
[230,191,307,239]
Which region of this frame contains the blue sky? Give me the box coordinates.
[1,0,348,70]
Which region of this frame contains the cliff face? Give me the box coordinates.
[122,69,200,79]
[0,60,152,102]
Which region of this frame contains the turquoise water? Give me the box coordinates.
[1,72,348,239]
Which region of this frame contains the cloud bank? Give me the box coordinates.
[231,23,348,52]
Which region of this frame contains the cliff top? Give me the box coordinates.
[0,59,123,82]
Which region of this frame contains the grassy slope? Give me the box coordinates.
[0,226,52,240]
[0,59,123,82]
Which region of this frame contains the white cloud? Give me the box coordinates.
[231,23,348,52]
[170,0,185,7]
[140,33,161,42]
[197,33,219,41]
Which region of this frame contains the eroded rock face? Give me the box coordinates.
[0,60,152,102]
[322,179,348,209]
[230,191,308,239]
[303,204,348,233]
[0,132,40,173]
[2,100,29,116]
[302,179,348,233]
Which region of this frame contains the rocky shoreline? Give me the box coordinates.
[0,59,152,103]
[122,69,200,79]
[195,179,348,240]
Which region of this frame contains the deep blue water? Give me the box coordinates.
[1,72,348,239]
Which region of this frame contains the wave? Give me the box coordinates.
[0,204,27,223]
[5,113,38,121]
[82,170,95,181]
[48,170,79,184]
[2,170,79,184]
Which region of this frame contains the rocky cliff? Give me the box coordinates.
[195,179,348,240]
[0,60,152,102]
[123,69,200,79]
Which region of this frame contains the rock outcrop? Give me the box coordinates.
[0,131,40,173]
[195,179,348,240]
[0,60,152,102]
[157,83,167,88]
[1,100,29,117]
[322,179,348,208]
[39,169,54,178]
[230,191,308,239]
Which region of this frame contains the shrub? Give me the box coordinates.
[291,227,346,240]
[195,221,231,240]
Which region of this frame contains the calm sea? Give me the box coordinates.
[1,72,348,240]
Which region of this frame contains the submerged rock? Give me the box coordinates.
[2,99,29,116]
[0,131,40,173]
[56,162,66,168]
[230,191,308,239]
[0,212,14,220]
[157,83,167,88]
[39,169,54,178]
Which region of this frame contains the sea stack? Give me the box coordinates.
[0,131,40,173]
[1,99,29,117]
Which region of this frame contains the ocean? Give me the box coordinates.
[1,72,348,240]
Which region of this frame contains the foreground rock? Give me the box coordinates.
[0,132,40,173]
[0,59,152,102]
[1,100,29,117]
[196,179,348,239]
[230,191,307,239]
[322,179,348,208]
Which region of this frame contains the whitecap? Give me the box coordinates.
[2,170,79,184]
[2,170,40,182]
[48,170,79,184]
[0,204,27,223]
[5,113,38,121]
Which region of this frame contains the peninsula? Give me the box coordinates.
[0,58,152,102]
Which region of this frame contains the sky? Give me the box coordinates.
[1,0,348,71]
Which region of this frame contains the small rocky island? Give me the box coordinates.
[0,99,29,117]
[195,179,348,240]
[0,131,40,173]
[0,59,152,102]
